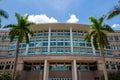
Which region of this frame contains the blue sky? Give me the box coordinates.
[0,0,120,30]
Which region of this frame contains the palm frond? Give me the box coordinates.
[4,24,17,28]
[101,24,114,32]
[107,5,120,19]
[0,9,9,18]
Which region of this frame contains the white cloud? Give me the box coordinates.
[67,14,79,23]
[28,14,58,24]
[111,24,120,30]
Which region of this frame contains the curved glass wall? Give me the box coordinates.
[6,27,115,56]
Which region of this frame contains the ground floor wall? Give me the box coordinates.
[0,55,120,80]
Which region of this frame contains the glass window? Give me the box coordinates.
[51,38,56,41]
[28,48,34,54]
[30,39,34,43]
[80,48,86,54]
[114,35,119,40]
[21,49,26,55]
[43,42,48,46]
[77,65,80,70]
[72,31,77,36]
[36,42,42,47]
[65,48,71,53]
[50,42,56,46]
[50,48,56,53]
[65,38,70,41]
[73,48,79,53]
[73,41,79,46]
[56,65,64,70]
[33,65,40,71]
[95,50,100,55]
[78,32,84,36]
[42,48,48,53]
[33,33,36,36]
[108,36,113,40]
[57,42,64,46]
[81,65,88,71]
[29,42,34,47]
[65,65,71,70]
[24,63,32,71]
[36,38,42,42]
[65,42,70,46]
[44,31,48,36]
[57,32,63,36]
[49,65,56,71]
[43,38,48,41]
[38,31,43,36]
[86,43,92,47]
[87,49,93,54]
[64,31,70,36]
[57,48,64,53]
[51,30,56,36]
[80,43,85,46]
[35,48,41,54]
[22,43,26,47]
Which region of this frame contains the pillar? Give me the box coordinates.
[43,60,48,80]
[72,59,77,80]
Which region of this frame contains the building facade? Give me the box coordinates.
[0,23,120,80]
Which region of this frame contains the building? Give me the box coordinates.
[0,23,120,80]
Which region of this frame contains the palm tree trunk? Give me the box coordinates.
[12,40,19,80]
[100,46,108,80]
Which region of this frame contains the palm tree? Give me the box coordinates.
[107,0,120,19]
[0,0,9,28]
[4,13,34,80]
[84,16,114,80]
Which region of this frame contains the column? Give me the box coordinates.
[25,44,29,55]
[72,59,77,80]
[70,27,73,54]
[48,27,51,54]
[43,60,48,80]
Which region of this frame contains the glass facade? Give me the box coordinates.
[1,27,119,56]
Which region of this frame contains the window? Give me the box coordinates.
[86,43,92,47]
[57,42,64,46]
[42,48,48,53]
[57,48,64,53]
[73,48,79,53]
[38,31,43,36]
[56,65,64,70]
[80,48,86,54]
[114,35,119,40]
[43,42,48,46]
[5,65,10,70]
[35,48,41,54]
[24,63,32,71]
[50,48,56,53]
[108,36,113,40]
[50,42,56,46]
[0,65,4,70]
[65,48,71,53]
[81,65,88,71]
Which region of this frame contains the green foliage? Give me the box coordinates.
[0,0,9,28]
[107,0,120,19]
[4,13,34,44]
[0,72,12,80]
[101,71,120,80]
[84,16,114,50]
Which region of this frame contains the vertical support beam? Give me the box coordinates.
[72,59,77,80]
[25,44,29,55]
[26,34,30,55]
[43,60,48,80]
[70,27,73,54]
[48,27,51,54]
